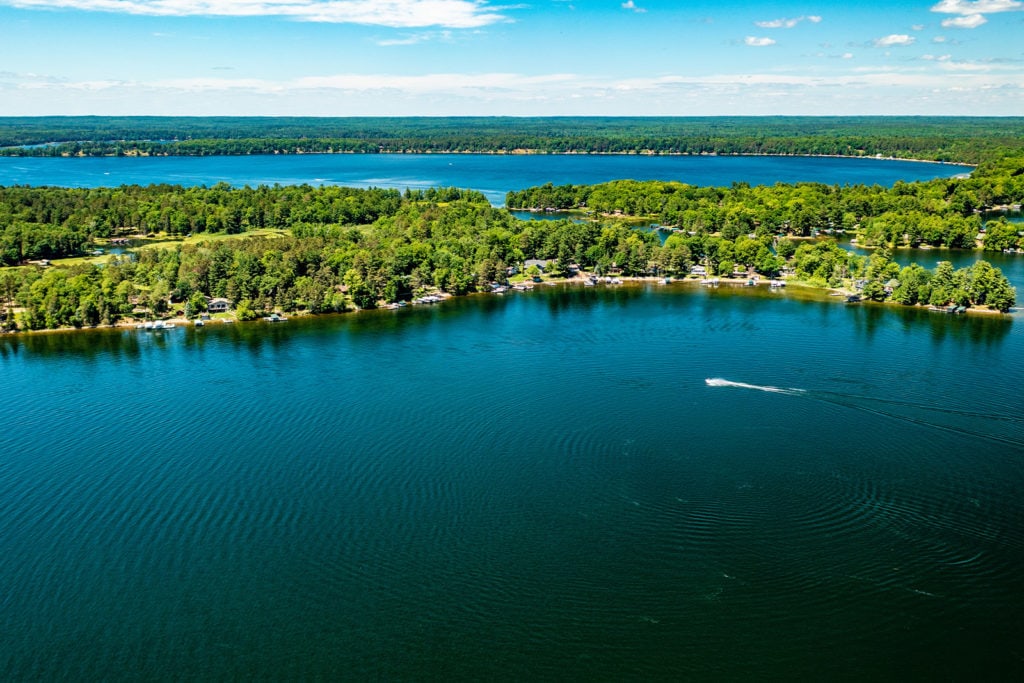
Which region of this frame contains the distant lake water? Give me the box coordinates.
[2,154,1022,680]
[2,285,1022,680]
[0,153,972,205]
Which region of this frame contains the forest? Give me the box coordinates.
[2,120,1022,331]
[507,155,1024,252]
[3,116,1024,164]
[0,179,1017,333]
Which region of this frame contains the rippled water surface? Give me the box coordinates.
[3,285,1022,680]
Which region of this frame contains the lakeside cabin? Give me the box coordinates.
[207,297,232,313]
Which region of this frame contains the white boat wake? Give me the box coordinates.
[705,378,1024,448]
[704,378,805,395]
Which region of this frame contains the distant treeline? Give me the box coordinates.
[2,116,1024,163]
[507,155,1024,252]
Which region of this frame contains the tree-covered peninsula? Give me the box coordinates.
[0,177,1017,332]
[507,155,1024,252]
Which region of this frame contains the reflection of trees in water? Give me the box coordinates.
[847,299,1013,347]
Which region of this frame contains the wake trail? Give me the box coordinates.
[705,378,1024,449]
[815,391,1024,425]
[704,378,806,395]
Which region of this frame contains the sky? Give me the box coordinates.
[0,0,1022,116]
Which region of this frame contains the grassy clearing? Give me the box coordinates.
[132,229,290,252]
[3,229,292,271]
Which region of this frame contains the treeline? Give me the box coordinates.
[1,188,1016,332]
[0,184,460,265]
[0,194,664,329]
[507,156,1024,251]
[3,116,1024,163]
[785,240,1014,310]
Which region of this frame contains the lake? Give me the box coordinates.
[2,284,1022,680]
[2,154,1022,680]
[0,153,972,205]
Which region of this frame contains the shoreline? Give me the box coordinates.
[2,272,1011,338]
[0,148,978,170]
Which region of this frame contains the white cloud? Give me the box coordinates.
[874,34,916,46]
[941,13,988,26]
[376,30,452,45]
[745,36,776,47]
[755,15,821,29]
[1,0,513,28]
[621,1,645,12]
[6,65,1024,116]
[931,0,1022,14]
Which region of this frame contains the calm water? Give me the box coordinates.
[2,155,1022,680]
[0,153,971,205]
[2,285,1023,680]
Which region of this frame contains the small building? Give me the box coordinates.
[524,259,551,272]
[207,297,232,313]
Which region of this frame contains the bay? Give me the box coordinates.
[2,153,1022,680]
[0,153,971,205]
[2,283,1023,681]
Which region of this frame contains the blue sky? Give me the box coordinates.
[0,0,1022,116]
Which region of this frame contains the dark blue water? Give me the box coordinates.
[2,285,1023,680]
[0,153,971,205]
[2,154,1021,679]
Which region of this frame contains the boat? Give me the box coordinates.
[263,313,288,322]
[137,320,173,330]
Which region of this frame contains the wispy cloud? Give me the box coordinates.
[6,65,1023,116]
[621,1,645,13]
[941,13,988,26]
[931,0,1022,14]
[755,15,822,29]
[874,34,916,47]
[931,0,1022,29]
[1,0,514,28]
[376,30,453,46]
[745,36,777,47]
